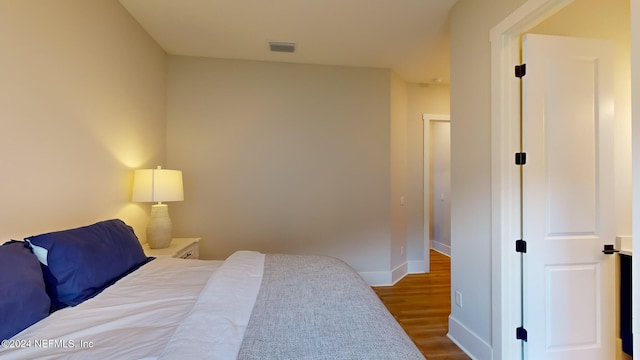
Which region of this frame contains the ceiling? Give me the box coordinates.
[119,0,458,84]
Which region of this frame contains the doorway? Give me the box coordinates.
[423,114,451,259]
[490,0,631,359]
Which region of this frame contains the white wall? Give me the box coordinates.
[166,56,396,276]
[406,84,450,266]
[430,121,451,254]
[390,72,409,277]
[0,0,166,241]
[449,0,527,354]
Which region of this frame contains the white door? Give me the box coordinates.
[522,34,615,360]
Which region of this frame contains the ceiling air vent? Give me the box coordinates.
[269,41,296,53]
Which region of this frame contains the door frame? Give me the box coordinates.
[423,114,451,261]
[492,1,639,359]
[489,1,576,359]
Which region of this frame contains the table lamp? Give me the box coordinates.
[132,166,184,249]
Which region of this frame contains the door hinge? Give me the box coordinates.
[515,64,527,78]
[516,239,527,253]
[515,152,527,165]
[516,327,528,342]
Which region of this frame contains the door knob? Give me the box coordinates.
[602,244,620,255]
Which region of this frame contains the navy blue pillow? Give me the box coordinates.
[0,240,51,340]
[26,219,152,311]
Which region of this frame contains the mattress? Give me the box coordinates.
[0,258,222,359]
[1,251,424,360]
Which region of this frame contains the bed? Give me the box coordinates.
[0,219,425,359]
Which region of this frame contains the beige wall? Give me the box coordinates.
[0,0,446,281]
[390,72,409,272]
[530,0,631,237]
[406,84,450,263]
[166,56,394,275]
[0,0,166,241]
[631,0,640,353]
[449,0,527,351]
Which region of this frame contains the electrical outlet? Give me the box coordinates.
[455,290,462,308]
[400,246,405,256]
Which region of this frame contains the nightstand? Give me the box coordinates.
[143,238,200,259]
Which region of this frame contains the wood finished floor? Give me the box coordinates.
[373,250,470,360]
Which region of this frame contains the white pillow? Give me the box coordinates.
[25,239,48,266]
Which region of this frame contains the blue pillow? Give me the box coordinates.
[26,219,153,311]
[0,240,51,340]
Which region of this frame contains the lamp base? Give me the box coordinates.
[147,204,172,249]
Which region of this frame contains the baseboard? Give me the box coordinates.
[616,337,633,360]
[431,240,451,256]
[391,261,408,284]
[358,271,392,286]
[616,235,632,253]
[408,260,428,273]
[448,315,493,360]
[359,262,408,286]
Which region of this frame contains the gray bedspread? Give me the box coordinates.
[237,254,425,360]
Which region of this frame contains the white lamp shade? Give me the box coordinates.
[132,167,184,203]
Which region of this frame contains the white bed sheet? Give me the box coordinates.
[160,251,265,360]
[0,258,223,360]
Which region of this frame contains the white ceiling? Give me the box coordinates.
[119,0,458,84]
